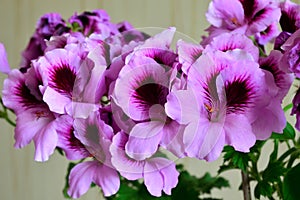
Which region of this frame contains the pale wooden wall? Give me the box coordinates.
[0,1,299,200]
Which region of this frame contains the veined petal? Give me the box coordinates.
[68,161,97,198]
[56,115,90,160]
[2,69,45,113]
[177,40,203,74]
[110,132,144,180]
[144,157,179,196]
[113,63,169,121]
[92,163,120,197]
[33,120,58,162]
[14,107,54,149]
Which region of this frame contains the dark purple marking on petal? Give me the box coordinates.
[132,77,169,111]
[280,7,299,33]
[143,49,177,67]
[62,126,90,156]
[260,57,281,86]
[225,76,255,114]
[240,0,257,19]
[202,74,220,119]
[48,63,76,98]
[15,81,44,109]
[251,8,267,24]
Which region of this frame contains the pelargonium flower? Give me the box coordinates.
[67,111,120,198]
[112,62,185,160]
[0,43,10,74]
[166,52,267,161]
[110,131,179,197]
[69,10,118,37]
[20,13,69,71]
[280,29,300,76]
[205,0,281,44]
[259,50,294,101]
[280,0,300,34]
[33,48,83,115]
[2,68,59,161]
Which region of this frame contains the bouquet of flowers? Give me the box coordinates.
[0,0,300,199]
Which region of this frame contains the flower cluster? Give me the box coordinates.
[0,0,299,198]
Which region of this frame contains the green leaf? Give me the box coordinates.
[283,103,293,112]
[63,162,76,199]
[222,146,250,172]
[271,122,295,140]
[197,173,230,194]
[262,161,286,183]
[254,181,273,199]
[283,163,300,200]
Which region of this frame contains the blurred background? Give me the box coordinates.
[0,0,299,199]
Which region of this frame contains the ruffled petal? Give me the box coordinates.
[68,161,97,198]
[110,132,144,180]
[125,121,163,160]
[144,157,179,196]
[92,164,120,196]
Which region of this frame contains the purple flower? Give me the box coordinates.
[259,50,294,101]
[68,111,119,198]
[110,131,179,197]
[20,13,69,71]
[279,0,300,33]
[2,68,59,161]
[205,0,281,43]
[112,62,185,160]
[166,52,265,161]
[0,43,10,74]
[280,29,300,76]
[255,22,280,45]
[69,10,118,37]
[33,49,83,115]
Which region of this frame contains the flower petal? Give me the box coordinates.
[68,161,97,198]
[0,43,10,74]
[144,157,179,196]
[92,164,120,196]
[110,132,144,180]
[125,121,163,160]
[224,114,256,152]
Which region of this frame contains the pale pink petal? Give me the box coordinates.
[224,114,256,152]
[125,121,163,160]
